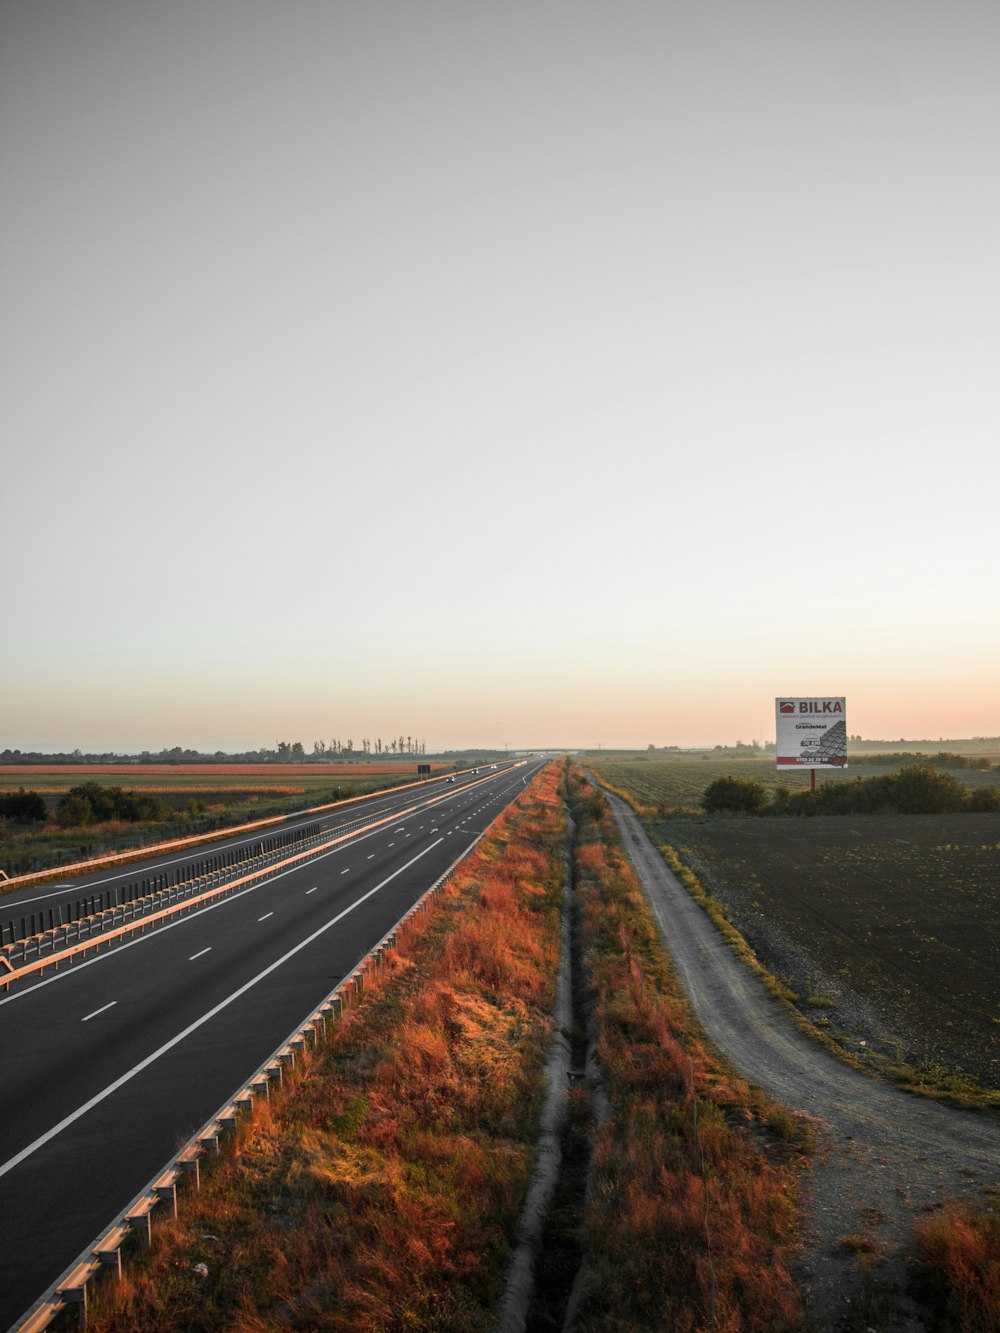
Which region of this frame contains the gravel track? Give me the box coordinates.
[606,792,1000,1331]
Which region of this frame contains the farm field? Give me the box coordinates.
[588,754,1000,813]
[0,762,448,796]
[647,811,1000,1094]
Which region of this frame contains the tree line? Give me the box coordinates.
[1,738,429,765]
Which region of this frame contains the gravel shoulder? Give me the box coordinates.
[606,792,1000,1331]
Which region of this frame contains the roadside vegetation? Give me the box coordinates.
[564,768,810,1331]
[87,763,566,1331]
[912,1193,1000,1332]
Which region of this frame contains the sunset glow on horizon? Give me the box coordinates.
[3,2,998,755]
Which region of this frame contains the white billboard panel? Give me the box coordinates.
[775,697,847,769]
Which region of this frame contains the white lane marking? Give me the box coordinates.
[189,948,212,961]
[258,912,274,922]
[367,854,375,859]
[306,887,318,895]
[82,1001,117,1023]
[388,842,395,847]
[4,789,443,905]
[340,868,350,875]
[0,839,444,1181]
[0,831,382,1009]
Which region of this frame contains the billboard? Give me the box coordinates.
[775,697,847,768]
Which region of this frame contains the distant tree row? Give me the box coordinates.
[310,737,426,758]
[703,765,1000,817]
[851,750,995,771]
[0,738,429,765]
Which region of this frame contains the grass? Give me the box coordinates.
[86,763,567,1331]
[565,768,810,1332]
[912,1193,1000,1332]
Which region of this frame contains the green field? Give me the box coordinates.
[589,754,1000,813]
[590,762,1000,1095]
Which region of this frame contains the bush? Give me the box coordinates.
[702,776,769,814]
[967,785,1000,812]
[0,788,47,822]
[56,783,169,827]
[736,765,986,820]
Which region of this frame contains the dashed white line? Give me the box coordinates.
[0,838,445,1183]
[189,947,212,961]
[258,912,274,922]
[306,887,318,895]
[82,1001,117,1023]
[367,854,375,859]
[340,868,350,875]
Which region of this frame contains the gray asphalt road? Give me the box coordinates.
[0,761,543,1331]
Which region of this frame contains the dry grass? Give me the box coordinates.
[912,1195,1000,1333]
[87,765,566,1331]
[567,768,809,1332]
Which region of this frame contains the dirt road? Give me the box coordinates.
[606,793,1000,1330]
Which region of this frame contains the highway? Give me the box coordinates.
[0,760,546,1330]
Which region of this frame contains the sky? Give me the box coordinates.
[3,0,999,753]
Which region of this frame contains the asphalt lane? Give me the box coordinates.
[0,761,544,1330]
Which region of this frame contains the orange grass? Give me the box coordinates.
[912,1195,1000,1333]
[87,764,566,1332]
[567,767,807,1332]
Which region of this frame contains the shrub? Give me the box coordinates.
[56,783,169,826]
[702,776,769,814]
[0,788,47,822]
[967,785,1000,812]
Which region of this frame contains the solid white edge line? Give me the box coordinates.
[0,839,444,1182]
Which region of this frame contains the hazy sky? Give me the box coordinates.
[3,1,998,752]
